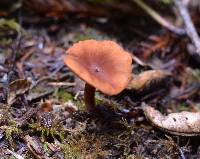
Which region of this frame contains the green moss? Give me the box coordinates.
[178,103,190,111]
[5,126,20,140]
[61,134,109,159]
[75,93,104,111]
[29,122,65,142]
[185,68,200,85]
[191,69,200,81]
[74,28,109,42]
[61,142,82,159]
[95,93,119,111]
[76,100,86,111]
[43,142,51,155]
[2,125,22,149]
[95,97,104,105]
[0,18,20,46]
[0,19,20,32]
[54,88,73,102]
[74,34,93,42]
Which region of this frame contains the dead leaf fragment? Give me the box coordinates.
[143,104,200,136]
[7,79,31,105]
[25,135,46,159]
[128,70,171,91]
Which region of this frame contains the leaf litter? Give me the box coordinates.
[0,2,200,158]
[143,104,200,136]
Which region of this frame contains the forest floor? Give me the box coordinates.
[0,1,200,159]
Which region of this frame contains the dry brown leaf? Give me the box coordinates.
[7,79,31,105]
[143,104,200,136]
[128,70,171,91]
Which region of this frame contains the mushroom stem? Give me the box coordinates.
[84,83,96,112]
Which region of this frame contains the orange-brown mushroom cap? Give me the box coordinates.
[64,40,132,95]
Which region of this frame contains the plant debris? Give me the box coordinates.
[128,70,171,92]
[0,0,200,158]
[7,78,31,105]
[143,104,200,136]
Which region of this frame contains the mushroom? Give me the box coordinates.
[64,40,132,112]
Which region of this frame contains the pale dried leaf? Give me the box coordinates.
[143,104,200,136]
[128,70,171,91]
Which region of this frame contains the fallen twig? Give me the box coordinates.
[131,54,147,66]
[30,73,71,90]
[174,0,200,56]
[6,149,24,159]
[133,0,185,35]
[179,147,186,159]
[15,107,40,127]
[16,48,35,78]
[25,135,49,159]
[48,82,75,87]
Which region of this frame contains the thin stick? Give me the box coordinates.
[48,82,76,86]
[133,0,185,35]
[15,107,40,127]
[6,149,24,159]
[174,0,200,56]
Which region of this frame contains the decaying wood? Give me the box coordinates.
[143,104,200,136]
